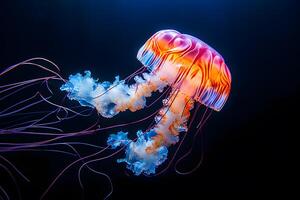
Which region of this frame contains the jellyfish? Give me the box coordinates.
[60,29,232,175]
[0,29,231,199]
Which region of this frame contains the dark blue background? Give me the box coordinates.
[0,0,297,199]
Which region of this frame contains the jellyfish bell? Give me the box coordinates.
[137,29,231,111]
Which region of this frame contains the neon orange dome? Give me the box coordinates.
[137,29,231,111]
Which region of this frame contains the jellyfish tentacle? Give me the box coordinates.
[106,90,195,175]
[149,90,194,150]
[0,185,9,200]
[68,143,113,200]
[153,103,203,176]
[0,163,21,200]
[174,109,212,175]
[0,58,65,82]
[60,71,168,118]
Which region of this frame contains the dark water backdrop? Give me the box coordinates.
[0,0,298,199]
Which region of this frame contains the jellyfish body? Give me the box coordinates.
[61,29,232,175]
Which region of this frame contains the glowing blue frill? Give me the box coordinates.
[107,131,130,149]
[107,130,168,176]
[60,71,124,118]
[60,71,96,108]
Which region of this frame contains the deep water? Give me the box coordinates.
[0,0,297,199]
